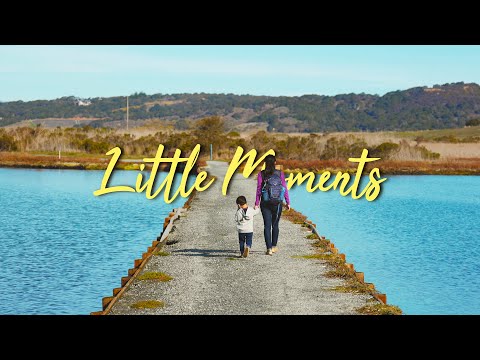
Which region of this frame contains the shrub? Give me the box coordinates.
[416,145,440,159]
[321,136,368,160]
[466,119,480,127]
[0,130,18,151]
[371,142,400,159]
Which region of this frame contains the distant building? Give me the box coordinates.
[76,98,92,106]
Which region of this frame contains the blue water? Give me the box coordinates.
[290,175,480,315]
[0,168,190,315]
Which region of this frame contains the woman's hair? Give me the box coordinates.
[264,155,276,177]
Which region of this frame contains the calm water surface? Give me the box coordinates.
[0,168,189,314]
[290,175,480,314]
[1,169,478,315]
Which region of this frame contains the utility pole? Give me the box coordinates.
[126,96,129,131]
[210,144,213,160]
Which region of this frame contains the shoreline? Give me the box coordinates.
[1,150,478,175]
[0,152,206,172]
[1,161,479,175]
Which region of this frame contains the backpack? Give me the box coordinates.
[261,170,285,205]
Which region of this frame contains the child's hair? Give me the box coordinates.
[236,196,247,205]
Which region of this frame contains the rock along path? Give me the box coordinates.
[109,161,371,314]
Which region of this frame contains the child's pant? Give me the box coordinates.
[238,232,253,254]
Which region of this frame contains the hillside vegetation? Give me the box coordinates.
[0,117,479,174]
[2,82,480,132]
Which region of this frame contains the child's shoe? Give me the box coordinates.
[243,247,250,258]
[266,249,273,255]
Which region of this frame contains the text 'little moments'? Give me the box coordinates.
[93,145,387,203]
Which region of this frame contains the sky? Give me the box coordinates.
[1,45,480,102]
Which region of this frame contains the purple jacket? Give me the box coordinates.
[255,170,290,207]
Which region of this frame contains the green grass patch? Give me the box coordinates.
[122,163,141,171]
[305,233,319,239]
[227,257,240,261]
[137,271,173,282]
[356,303,402,315]
[85,163,106,170]
[130,300,165,309]
[152,250,170,256]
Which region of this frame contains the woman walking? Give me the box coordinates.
[254,155,290,255]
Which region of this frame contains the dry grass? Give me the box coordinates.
[282,207,308,224]
[278,159,350,172]
[278,158,480,175]
[0,151,110,170]
[396,125,480,141]
[422,143,480,159]
[279,129,480,160]
[333,279,372,294]
[0,151,192,171]
[372,159,480,175]
[283,216,402,314]
[356,303,402,315]
[197,158,208,168]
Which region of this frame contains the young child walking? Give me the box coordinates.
[234,196,260,258]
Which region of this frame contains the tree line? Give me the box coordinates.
[1,82,480,132]
[0,117,440,161]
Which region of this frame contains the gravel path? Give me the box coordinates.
[109,161,371,314]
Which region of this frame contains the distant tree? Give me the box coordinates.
[466,119,480,127]
[192,116,225,152]
[2,83,480,131]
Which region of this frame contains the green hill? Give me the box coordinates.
[1,82,480,132]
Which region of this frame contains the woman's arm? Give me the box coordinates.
[255,171,263,207]
[281,172,290,206]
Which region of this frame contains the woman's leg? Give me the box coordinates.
[261,204,273,250]
[271,204,283,247]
